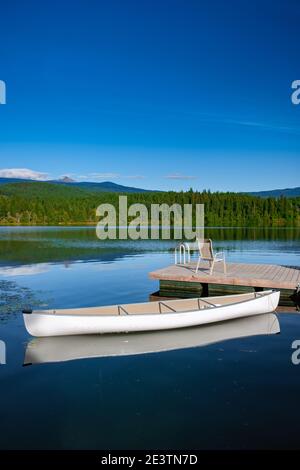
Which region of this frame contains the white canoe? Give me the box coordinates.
[23,290,280,337]
[24,313,280,365]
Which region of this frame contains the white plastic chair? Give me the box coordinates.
[195,238,226,275]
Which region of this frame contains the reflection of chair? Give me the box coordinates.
[195,238,226,275]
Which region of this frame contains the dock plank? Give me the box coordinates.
[149,262,300,290]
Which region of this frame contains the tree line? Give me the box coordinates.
[0,183,299,227]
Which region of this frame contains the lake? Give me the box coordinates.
[0,226,300,449]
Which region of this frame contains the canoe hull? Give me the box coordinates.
[23,290,280,337]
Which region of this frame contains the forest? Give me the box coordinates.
[0,182,299,227]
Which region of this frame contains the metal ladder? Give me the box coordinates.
[174,242,191,265]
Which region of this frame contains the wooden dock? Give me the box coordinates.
[150,262,300,291]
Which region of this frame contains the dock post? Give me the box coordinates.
[201,283,209,297]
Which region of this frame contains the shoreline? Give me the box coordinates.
[0,224,299,229]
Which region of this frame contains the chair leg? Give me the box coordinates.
[224,260,227,275]
[210,260,215,275]
[195,257,201,274]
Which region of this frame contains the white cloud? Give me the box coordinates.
[165,173,198,180]
[0,168,145,183]
[88,172,121,180]
[0,168,48,180]
[77,173,144,181]
[125,175,145,180]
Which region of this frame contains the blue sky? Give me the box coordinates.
[0,0,299,191]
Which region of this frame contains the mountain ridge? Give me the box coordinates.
[0,178,152,193]
[247,187,300,198]
[0,177,299,197]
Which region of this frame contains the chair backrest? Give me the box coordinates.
[197,238,214,260]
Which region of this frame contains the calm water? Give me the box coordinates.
[0,227,300,449]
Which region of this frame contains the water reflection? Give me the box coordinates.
[0,226,299,266]
[0,264,50,276]
[0,227,299,451]
[0,226,299,318]
[24,313,280,365]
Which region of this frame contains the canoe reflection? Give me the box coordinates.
[24,313,280,365]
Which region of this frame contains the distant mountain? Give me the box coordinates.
[59,176,75,183]
[247,187,300,198]
[0,177,153,193]
[0,177,35,185]
[0,177,299,197]
[56,180,152,193]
